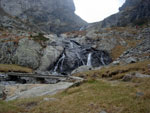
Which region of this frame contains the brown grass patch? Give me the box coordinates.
[111,45,126,60]
[0,64,33,73]
[73,60,150,80]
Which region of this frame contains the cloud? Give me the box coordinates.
[74,0,125,23]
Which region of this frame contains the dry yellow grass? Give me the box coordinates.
[0,64,33,73]
[111,45,126,60]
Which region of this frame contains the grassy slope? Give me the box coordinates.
[0,78,150,113]
[0,60,150,113]
[73,60,150,80]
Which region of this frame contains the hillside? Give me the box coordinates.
[0,0,150,113]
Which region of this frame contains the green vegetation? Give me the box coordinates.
[30,33,49,42]
[0,64,33,73]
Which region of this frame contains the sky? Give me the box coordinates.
[73,0,126,23]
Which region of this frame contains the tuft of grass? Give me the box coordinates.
[0,64,33,73]
[111,45,126,60]
[31,33,49,42]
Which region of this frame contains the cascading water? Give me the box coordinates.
[50,40,112,75]
[53,53,65,73]
[100,52,105,65]
[87,53,92,66]
[76,52,85,65]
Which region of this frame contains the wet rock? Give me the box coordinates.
[51,40,112,74]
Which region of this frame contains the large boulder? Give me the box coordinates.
[13,38,42,69]
[39,46,64,71]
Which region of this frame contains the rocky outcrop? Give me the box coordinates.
[39,46,64,71]
[0,0,87,34]
[50,39,112,74]
[13,38,42,69]
[87,0,150,30]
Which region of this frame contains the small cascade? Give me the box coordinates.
[100,52,105,65]
[50,39,112,75]
[76,52,85,65]
[87,53,92,66]
[70,42,74,48]
[53,53,65,72]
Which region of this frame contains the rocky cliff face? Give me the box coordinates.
[88,0,150,30]
[0,0,87,34]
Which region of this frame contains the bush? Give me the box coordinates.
[31,33,49,42]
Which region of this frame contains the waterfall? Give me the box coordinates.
[70,42,74,48]
[53,53,65,72]
[87,53,92,66]
[100,53,105,65]
[76,52,85,65]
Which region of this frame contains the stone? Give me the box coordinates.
[43,97,58,102]
[100,110,107,113]
[44,78,60,84]
[12,38,42,69]
[136,92,144,97]
[125,57,137,64]
[71,65,92,74]
[0,85,4,99]
[122,73,150,81]
[112,61,120,65]
[38,46,63,71]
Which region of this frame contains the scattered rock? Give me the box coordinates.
[71,65,92,74]
[112,61,120,65]
[100,110,107,113]
[136,92,144,97]
[43,97,58,102]
[0,85,4,99]
[122,73,150,81]
[125,57,137,64]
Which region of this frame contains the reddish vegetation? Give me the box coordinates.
[64,30,87,37]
